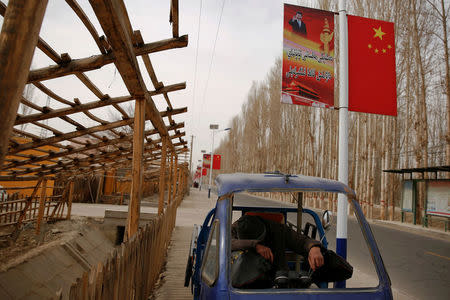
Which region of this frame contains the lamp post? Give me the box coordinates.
[200,150,206,191]
[197,159,202,189]
[336,0,349,288]
[208,125,231,198]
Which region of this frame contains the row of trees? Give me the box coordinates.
[214,0,449,223]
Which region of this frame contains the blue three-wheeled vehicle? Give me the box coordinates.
[184,173,392,299]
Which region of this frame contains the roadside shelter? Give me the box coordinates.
[383,166,449,231]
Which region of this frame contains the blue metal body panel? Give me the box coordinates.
[189,173,392,300]
[215,173,355,197]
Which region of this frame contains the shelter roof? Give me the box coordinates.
[383,166,450,174]
[0,0,189,181]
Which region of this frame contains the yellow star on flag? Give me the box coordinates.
[375,49,379,53]
[373,26,386,40]
[368,44,372,49]
[387,45,392,49]
[382,49,386,53]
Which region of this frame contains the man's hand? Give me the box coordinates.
[255,244,273,263]
[308,246,324,271]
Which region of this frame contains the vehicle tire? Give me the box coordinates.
[184,254,193,287]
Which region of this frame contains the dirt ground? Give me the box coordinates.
[0,216,103,271]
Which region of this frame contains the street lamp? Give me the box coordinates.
[208,125,231,198]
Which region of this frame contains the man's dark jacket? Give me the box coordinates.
[231,216,320,270]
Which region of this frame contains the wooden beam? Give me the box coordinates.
[57,146,188,179]
[170,0,179,38]
[75,73,108,99]
[18,94,132,125]
[127,98,145,239]
[22,83,115,144]
[134,30,163,89]
[0,0,48,167]
[2,123,185,170]
[2,138,188,179]
[65,0,107,54]
[0,175,54,181]
[15,83,186,125]
[27,35,188,83]
[33,82,75,106]
[37,37,62,63]
[8,119,134,155]
[8,136,188,177]
[89,0,172,147]
[158,136,167,215]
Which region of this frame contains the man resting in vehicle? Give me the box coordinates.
[231,214,324,272]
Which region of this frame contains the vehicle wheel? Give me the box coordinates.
[184,254,193,287]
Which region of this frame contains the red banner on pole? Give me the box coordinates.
[281,4,335,108]
[202,168,207,176]
[348,15,397,116]
[213,155,221,170]
[202,154,211,169]
[203,154,221,170]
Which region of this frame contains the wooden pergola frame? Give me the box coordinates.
[0,0,186,239]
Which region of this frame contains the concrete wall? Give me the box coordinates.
[0,227,115,299]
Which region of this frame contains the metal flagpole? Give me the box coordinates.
[336,0,349,288]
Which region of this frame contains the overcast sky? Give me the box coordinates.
[2,0,317,170]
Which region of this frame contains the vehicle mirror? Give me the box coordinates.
[322,210,332,231]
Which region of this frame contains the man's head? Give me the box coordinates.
[236,215,266,241]
[296,11,303,20]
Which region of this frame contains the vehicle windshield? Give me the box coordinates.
[230,191,381,291]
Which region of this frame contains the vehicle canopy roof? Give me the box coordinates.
[215,173,356,197]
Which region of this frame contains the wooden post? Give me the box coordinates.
[95,172,105,203]
[66,181,74,220]
[158,137,167,215]
[167,153,174,204]
[126,98,145,239]
[172,156,178,201]
[170,0,179,38]
[13,178,42,230]
[0,0,48,167]
[176,162,182,204]
[35,178,48,234]
[181,168,186,196]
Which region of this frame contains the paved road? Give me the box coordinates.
[233,193,450,300]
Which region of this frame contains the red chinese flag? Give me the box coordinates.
[212,155,221,170]
[202,168,207,176]
[348,15,397,116]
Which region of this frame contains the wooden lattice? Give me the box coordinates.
[0,0,188,181]
[0,0,188,237]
